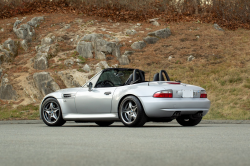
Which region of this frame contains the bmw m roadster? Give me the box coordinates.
[40,68,210,127]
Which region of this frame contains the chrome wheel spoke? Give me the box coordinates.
[43,102,60,124]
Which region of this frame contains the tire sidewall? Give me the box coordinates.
[119,96,146,127]
[41,98,65,126]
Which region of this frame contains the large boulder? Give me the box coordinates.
[33,53,48,70]
[148,28,171,39]
[0,38,18,62]
[143,36,160,44]
[0,74,18,100]
[13,16,44,42]
[126,29,137,35]
[76,41,93,58]
[33,43,59,70]
[13,21,35,42]
[57,69,89,88]
[119,55,130,65]
[131,41,146,50]
[27,16,44,27]
[33,72,60,96]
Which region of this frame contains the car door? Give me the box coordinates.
[75,87,117,114]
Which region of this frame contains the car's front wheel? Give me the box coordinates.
[41,98,66,126]
[119,96,148,127]
[176,116,202,126]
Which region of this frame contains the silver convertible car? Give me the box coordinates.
[40,68,210,127]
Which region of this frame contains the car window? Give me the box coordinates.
[95,69,133,87]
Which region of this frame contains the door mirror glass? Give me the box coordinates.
[87,82,93,91]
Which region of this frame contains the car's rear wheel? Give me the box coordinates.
[95,121,114,127]
[119,96,148,127]
[41,98,66,126]
[176,116,202,126]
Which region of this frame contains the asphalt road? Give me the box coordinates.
[0,122,249,166]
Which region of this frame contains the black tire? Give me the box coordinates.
[119,96,148,127]
[95,121,114,127]
[176,116,202,126]
[41,98,66,126]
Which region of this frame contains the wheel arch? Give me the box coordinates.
[117,94,147,117]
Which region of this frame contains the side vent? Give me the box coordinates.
[63,94,71,98]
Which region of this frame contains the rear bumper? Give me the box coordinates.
[139,97,211,118]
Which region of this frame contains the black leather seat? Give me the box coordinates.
[153,73,165,81]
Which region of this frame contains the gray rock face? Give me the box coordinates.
[214,24,224,31]
[149,18,160,26]
[3,38,18,57]
[0,74,18,100]
[33,53,48,70]
[131,41,146,50]
[64,59,74,66]
[143,36,160,44]
[126,29,137,35]
[83,64,90,72]
[148,28,171,39]
[124,51,134,56]
[27,16,44,27]
[119,55,130,65]
[13,21,35,42]
[187,55,195,61]
[76,41,93,58]
[41,37,54,45]
[13,16,44,42]
[111,43,121,58]
[21,40,28,51]
[33,72,60,96]
[99,61,110,69]
[0,38,18,62]
[82,34,103,44]
[33,42,59,70]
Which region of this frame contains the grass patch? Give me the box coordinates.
[0,104,39,120]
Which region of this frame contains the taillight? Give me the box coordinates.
[167,82,180,84]
[153,90,173,98]
[200,90,207,98]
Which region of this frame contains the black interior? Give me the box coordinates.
[153,70,170,81]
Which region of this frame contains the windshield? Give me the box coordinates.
[95,69,134,87]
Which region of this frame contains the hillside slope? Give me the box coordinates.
[0,13,249,120]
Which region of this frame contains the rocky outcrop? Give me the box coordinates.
[149,18,160,26]
[119,55,130,65]
[33,53,48,70]
[131,41,146,50]
[0,74,18,100]
[0,38,18,62]
[13,16,44,50]
[187,55,195,61]
[57,69,89,88]
[214,24,224,31]
[126,29,137,35]
[76,41,93,58]
[83,64,90,72]
[27,16,44,27]
[33,38,59,70]
[33,72,60,96]
[148,28,171,39]
[143,36,159,44]
[77,34,121,60]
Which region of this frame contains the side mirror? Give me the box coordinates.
[87,82,93,91]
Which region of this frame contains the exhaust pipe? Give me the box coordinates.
[172,111,181,117]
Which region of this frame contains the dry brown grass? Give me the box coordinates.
[0,0,249,30]
[122,22,250,120]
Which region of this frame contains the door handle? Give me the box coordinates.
[104,92,111,95]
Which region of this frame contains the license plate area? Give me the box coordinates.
[182,90,193,98]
